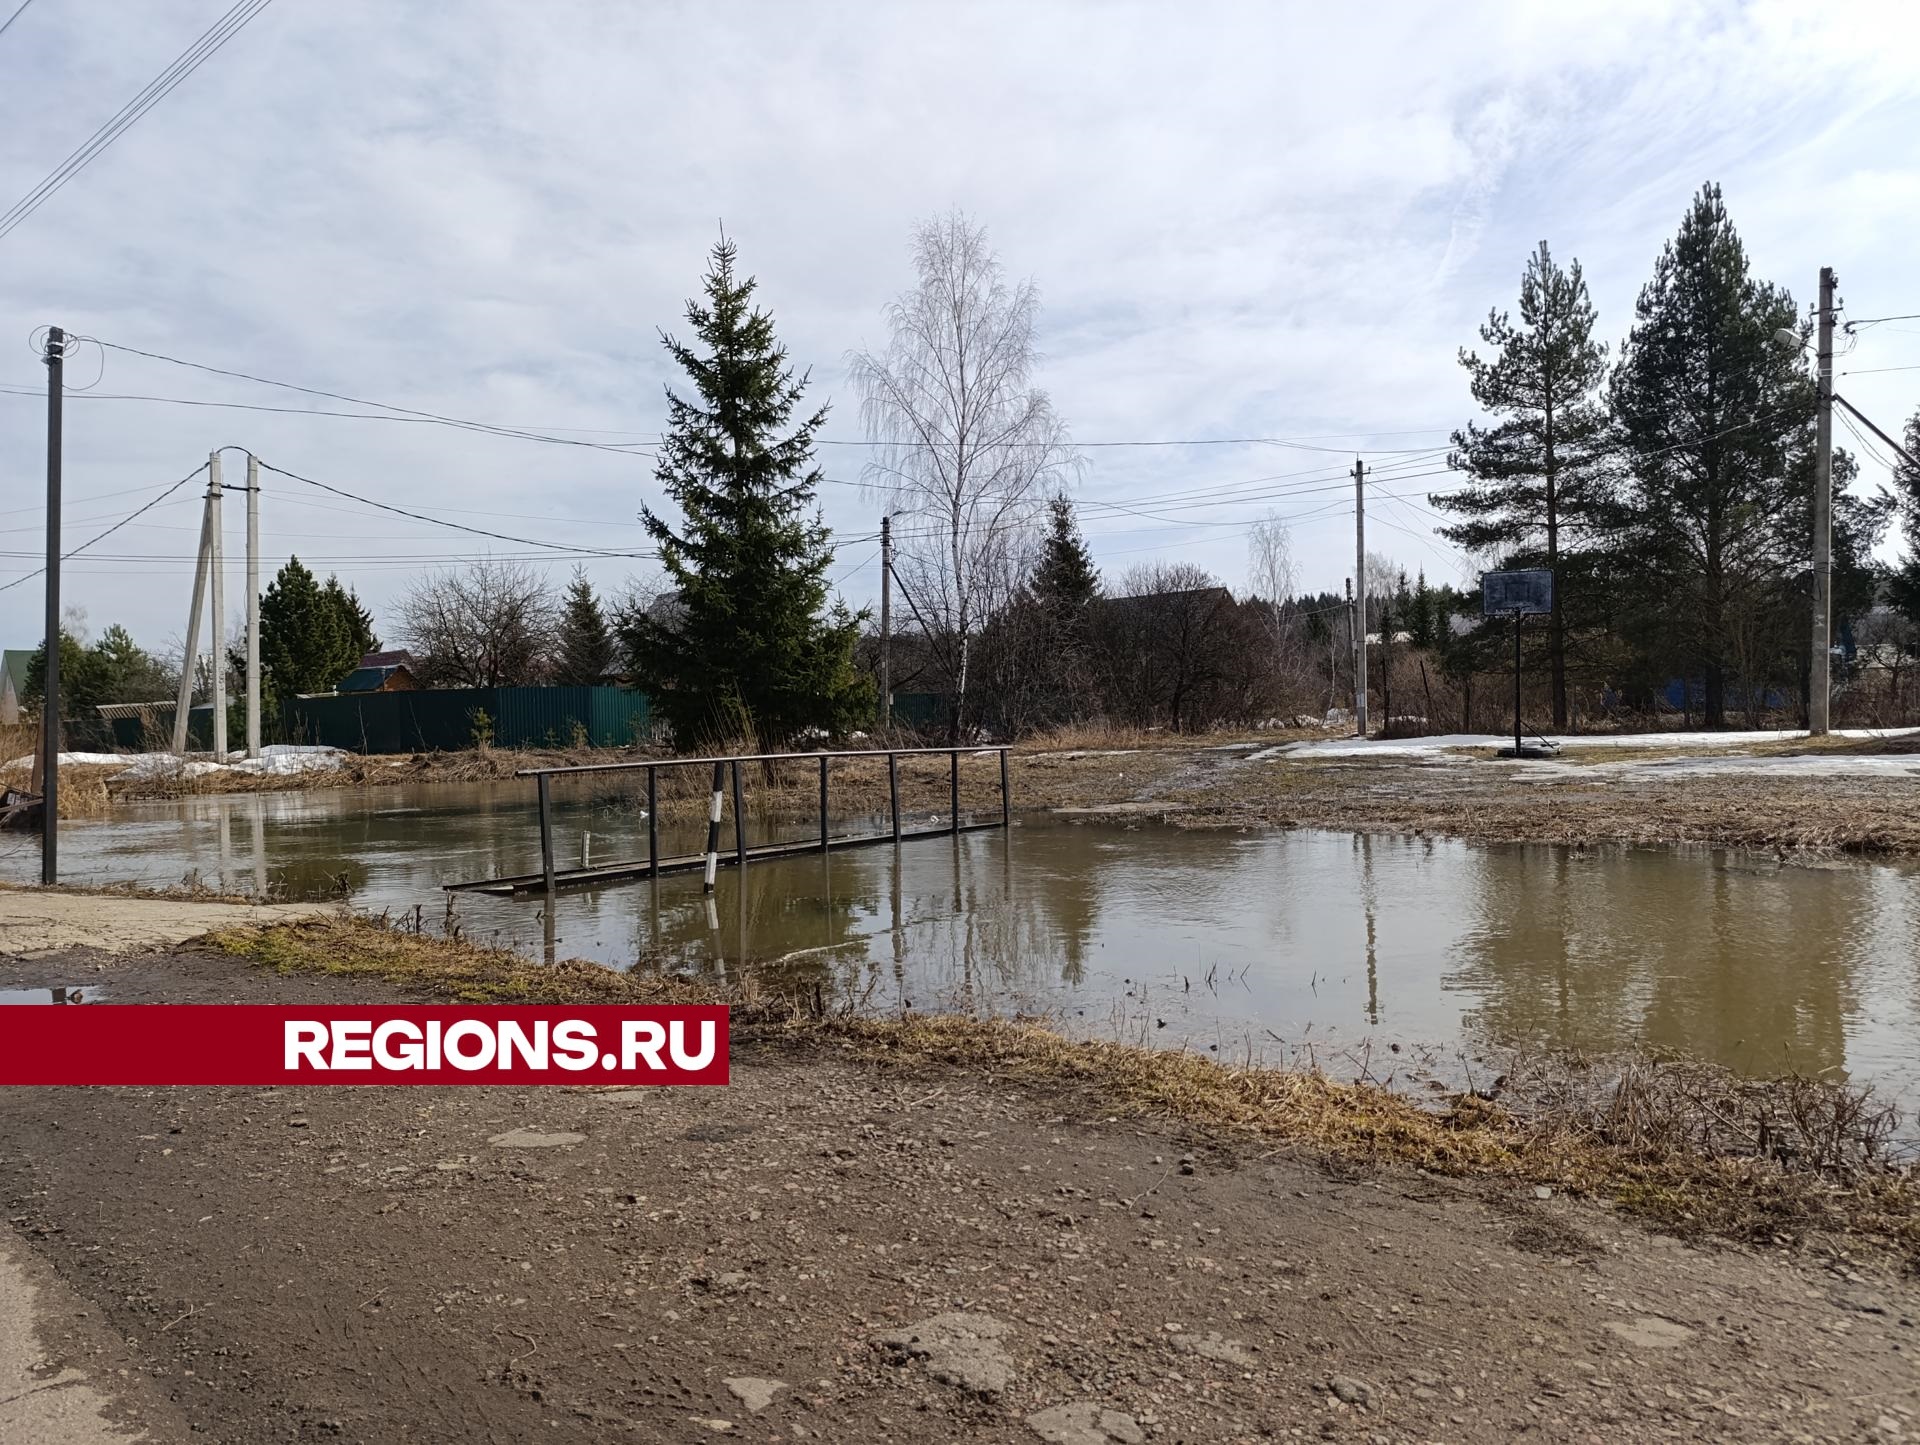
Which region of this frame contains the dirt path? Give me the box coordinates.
[2,945,1915,1444]
[0,887,326,960]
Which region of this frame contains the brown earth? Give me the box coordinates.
[2,942,1917,1445]
[20,725,1920,855]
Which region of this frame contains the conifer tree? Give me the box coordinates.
[323,576,379,660]
[260,557,355,698]
[1435,241,1612,728]
[1609,184,1817,727]
[624,239,869,744]
[1891,410,1920,628]
[1030,494,1100,617]
[554,568,616,684]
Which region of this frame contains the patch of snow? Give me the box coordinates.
[4,751,128,768]
[1276,727,1920,760]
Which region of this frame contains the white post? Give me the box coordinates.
[208,451,227,760]
[245,452,261,758]
[1809,266,1835,736]
[1353,457,1369,738]
[172,487,214,754]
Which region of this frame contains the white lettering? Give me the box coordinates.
[284,1021,328,1071]
[442,1019,495,1070]
[329,1020,374,1070]
[497,1020,547,1071]
[553,1021,598,1071]
[620,1019,666,1070]
[668,1019,717,1072]
[372,1019,423,1069]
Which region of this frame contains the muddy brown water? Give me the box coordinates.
[3,780,1918,1110]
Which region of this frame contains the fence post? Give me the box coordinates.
[730,758,746,869]
[949,748,960,833]
[703,760,725,893]
[646,764,658,877]
[1000,748,1011,827]
[888,752,901,843]
[537,772,556,894]
[819,754,830,851]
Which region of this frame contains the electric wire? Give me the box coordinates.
[0,464,207,595]
[0,0,35,43]
[0,1,275,242]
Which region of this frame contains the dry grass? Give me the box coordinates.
[210,915,1920,1259]
[1170,753,1920,854]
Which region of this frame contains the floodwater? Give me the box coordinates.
[4,782,1919,1107]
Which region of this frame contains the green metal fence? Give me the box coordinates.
[281,686,650,754]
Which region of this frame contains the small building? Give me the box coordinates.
[337,650,420,694]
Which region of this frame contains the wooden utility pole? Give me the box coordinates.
[245,452,261,758]
[1352,458,1368,738]
[40,326,64,884]
[879,513,892,731]
[1809,266,1835,736]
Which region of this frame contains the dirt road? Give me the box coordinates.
[2,944,1916,1445]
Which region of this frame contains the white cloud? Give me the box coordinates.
[1,0,1917,652]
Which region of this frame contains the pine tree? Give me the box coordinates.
[624,239,870,744]
[1610,184,1816,727]
[554,568,615,684]
[1436,241,1613,729]
[260,557,354,698]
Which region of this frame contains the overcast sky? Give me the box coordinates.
[3,0,1918,656]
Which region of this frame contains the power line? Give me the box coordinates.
[0,464,206,595]
[0,0,275,242]
[818,429,1451,451]
[0,0,35,43]
[0,370,1454,458]
[252,458,658,560]
[83,342,665,458]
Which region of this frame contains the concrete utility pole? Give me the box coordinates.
[172,469,215,754]
[1809,266,1836,737]
[1353,458,1368,738]
[878,513,892,732]
[40,326,64,884]
[208,451,227,760]
[245,452,261,758]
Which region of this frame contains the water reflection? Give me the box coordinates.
[5,784,1918,1105]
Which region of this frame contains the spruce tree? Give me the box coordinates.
[624,239,870,744]
[323,577,379,660]
[1030,495,1100,615]
[260,557,354,697]
[1013,495,1101,727]
[1435,241,1612,728]
[1610,184,1815,727]
[554,568,616,684]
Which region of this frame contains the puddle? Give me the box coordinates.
[4,782,1920,1112]
[0,986,103,1004]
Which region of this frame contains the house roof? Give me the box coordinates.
[356,649,415,670]
[337,663,414,693]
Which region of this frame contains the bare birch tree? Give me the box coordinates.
[1247,510,1313,714]
[849,211,1075,737]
